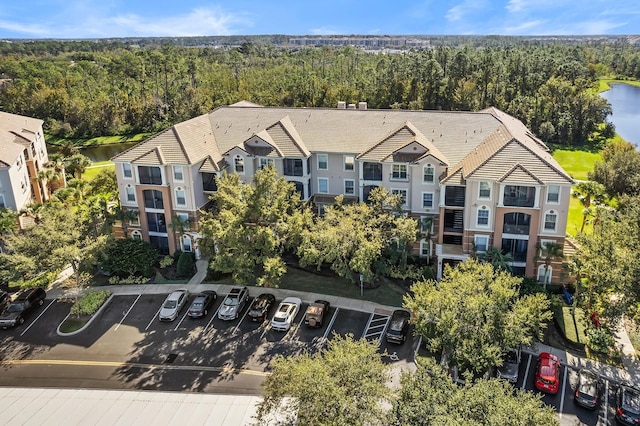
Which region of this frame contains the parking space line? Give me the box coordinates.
[203,301,225,334]
[20,299,56,337]
[361,313,375,339]
[232,303,252,334]
[260,323,271,339]
[558,365,567,419]
[322,308,340,341]
[521,353,532,390]
[603,379,609,425]
[376,316,391,348]
[144,305,163,331]
[114,294,141,331]
[174,307,190,331]
[287,311,306,341]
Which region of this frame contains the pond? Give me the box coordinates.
[600,83,640,147]
[46,141,138,163]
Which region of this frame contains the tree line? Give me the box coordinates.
[3,40,639,145]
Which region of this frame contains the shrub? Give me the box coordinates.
[159,255,174,268]
[176,251,196,278]
[587,327,615,354]
[107,275,149,285]
[9,271,58,290]
[70,290,112,316]
[100,238,158,277]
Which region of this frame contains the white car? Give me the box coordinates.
[270,297,301,331]
[159,289,189,321]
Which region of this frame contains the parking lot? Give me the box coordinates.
[0,290,628,424]
[0,290,416,394]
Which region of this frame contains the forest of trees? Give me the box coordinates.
[2,39,640,145]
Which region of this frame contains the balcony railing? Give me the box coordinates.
[502,224,530,235]
[147,221,167,233]
[503,196,535,208]
[444,186,465,207]
[503,186,535,208]
[143,190,164,209]
[362,163,382,181]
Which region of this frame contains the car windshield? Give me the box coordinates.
[164,300,177,309]
[253,300,267,309]
[623,390,640,413]
[8,303,24,313]
[224,297,239,306]
[505,351,518,363]
[273,316,285,322]
[191,302,203,309]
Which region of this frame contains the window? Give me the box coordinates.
[234,155,244,174]
[175,188,186,206]
[474,235,489,253]
[362,162,382,180]
[422,192,434,210]
[344,155,355,171]
[479,181,491,199]
[420,239,432,258]
[284,159,303,176]
[259,158,275,169]
[544,210,557,231]
[344,179,355,195]
[420,216,434,234]
[537,265,552,284]
[423,164,435,184]
[123,163,133,179]
[176,212,190,230]
[547,185,560,203]
[392,189,407,208]
[130,210,140,226]
[317,154,328,170]
[138,166,162,185]
[391,164,408,180]
[125,185,136,203]
[131,230,142,241]
[183,236,192,252]
[173,165,183,181]
[539,239,555,256]
[477,207,489,226]
[318,178,329,194]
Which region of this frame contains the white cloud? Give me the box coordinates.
[0,20,50,36]
[310,26,343,35]
[504,19,545,34]
[446,0,486,23]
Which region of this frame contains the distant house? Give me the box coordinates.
[0,111,51,212]
[112,102,573,283]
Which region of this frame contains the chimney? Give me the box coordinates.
[347,103,356,110]
[337,101,346,109]
[358,102,368,110]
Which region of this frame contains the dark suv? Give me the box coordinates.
[616,385,640,425]
[0,287,46,328]
[386,309,411,344]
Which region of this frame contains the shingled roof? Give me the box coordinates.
[0,111,43,166]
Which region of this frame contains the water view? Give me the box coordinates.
[47,141,138,163]
[600,83,640,147]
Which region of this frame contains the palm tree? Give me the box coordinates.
[64,153,92,180]
[37,168,59,198]
[112,207,139,238]
[535,241,564,289]
[476,246,514,272]
[169,214,190,250]
[0,208,18,251]
[572,181,607,233]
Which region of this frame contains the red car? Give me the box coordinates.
[535,352,560,394]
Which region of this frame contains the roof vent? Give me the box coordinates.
[337,101,346,109]
[347,103,356,110]
[358,102,368,110]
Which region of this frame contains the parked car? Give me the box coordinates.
[385,309,411,344]
[497,347,521,383]
[187,291,217,319]
[616,385,640,425]
[270,297,301,331]
[0,287,46,328]
[247,293,276,322]
[534,352,560,394]
[218,287,249,320]
[159,289,189,322]
[574,369,601,410]
[304,300,330,328]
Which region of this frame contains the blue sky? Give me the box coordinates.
[1,0,639,39]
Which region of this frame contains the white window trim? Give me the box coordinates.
[478,181,491,200]
[175,187,187,207]
[344,179,355,195]
[537,265,552,284]
[318,177,329,194]
[391,188,408,209]
[173,165,184,182]
[125,185,136,204]
[317,154,329,171]
[543,209,558,232]
[474,235,490,253]
[419,216,434,234]
[131,230,143,240]
[539,239,556,256]
[419,239,432,258]
[234,155,245,175]
[182,235,193,252]
[391,163,408,180]
[123,163,133,180]
[476,206,490,228]
[546,185,560,204]
[259,158,275,169]
[421,191,435,211]
[130,210,140,226]
[343,155,355,172]
[422,164,435,184]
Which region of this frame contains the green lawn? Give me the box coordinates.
[551,301,587,345]
[208,266,407,307]
[47,133,152,147]
[84,161,115,181]
[552,149,601,181]
[566,194,589,237]
[597,78,640,93]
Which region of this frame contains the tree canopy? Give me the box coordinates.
[256,334,391,426]
[198,167,312,287]
[388,361,559,426]
[404,259,551,377]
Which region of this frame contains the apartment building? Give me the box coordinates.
[112,102,573,283]
[0,111,50,212]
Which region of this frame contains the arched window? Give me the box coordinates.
[476,205,490,227]
[419,239,432,259]
[183,235,192,252]
[544,210,558,232]
[175,187,186,206]
[234,155,244,174]
[131,230,142,241]
[537,265,552,284]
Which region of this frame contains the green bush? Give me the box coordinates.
[159,255,174,268]
[587,327,615,354]
[9,271,58,290]
[70,290,112,316]
[100,238,158,277]
[176,251,196,278]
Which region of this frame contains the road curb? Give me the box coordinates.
[56,294,115,337]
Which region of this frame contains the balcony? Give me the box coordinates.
[444,186,465,207]
[202,173,218,192]
[503,185,535,208]
[502,212,531,235]
[147,212,167,233]
[143,190,164,209]
[443,209,464,233]
[362,162,382,181]
[138,166,162,185]
[502,238,528,263]
[284,159,304,177]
